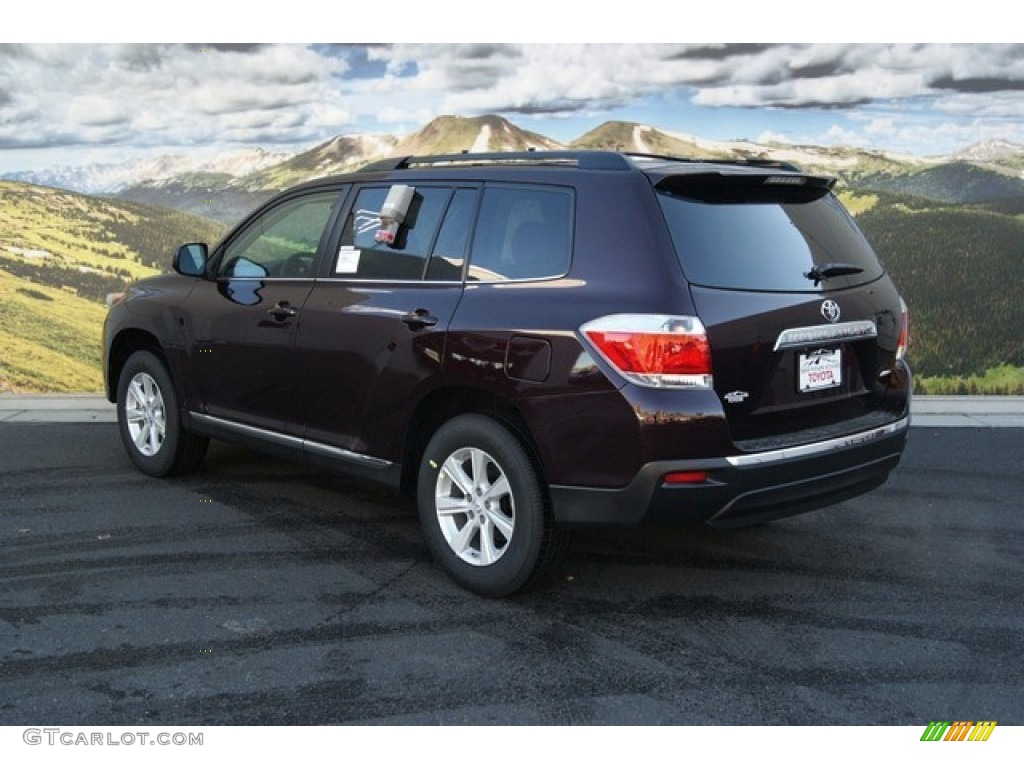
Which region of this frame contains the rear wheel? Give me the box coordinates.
[417,414,569,597]
[117,350,208,477]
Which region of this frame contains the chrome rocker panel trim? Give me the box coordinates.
[188,411,393,469]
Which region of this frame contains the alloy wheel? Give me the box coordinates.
[124,372,166,457]
[434,447,515,566]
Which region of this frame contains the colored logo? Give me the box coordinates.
[920,721,996,742]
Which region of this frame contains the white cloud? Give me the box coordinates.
[1,42,1023,165]
[0,44,351,150]
[865,118,895,136]
[825,125,865,147]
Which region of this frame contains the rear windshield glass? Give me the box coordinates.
[657,187,884,292]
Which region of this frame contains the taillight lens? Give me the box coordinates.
[896,297,909,360]
[580,314,713,389]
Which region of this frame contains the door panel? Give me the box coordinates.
[296,184,472,460]
[298,283,462,459]
[182,189,344,433]
[184,279,314,432]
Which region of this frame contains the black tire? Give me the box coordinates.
[116,350,208,477]
[417,414,570,597]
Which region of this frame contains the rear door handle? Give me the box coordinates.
[267,301,298,321]
[400,309,439,330]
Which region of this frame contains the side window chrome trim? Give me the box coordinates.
[213,276,318,282]
[316,277,465,285]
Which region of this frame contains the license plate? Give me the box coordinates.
[799,349,842,392]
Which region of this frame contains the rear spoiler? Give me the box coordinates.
[655,171,836,202]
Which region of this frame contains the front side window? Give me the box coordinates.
[467,186,573,282]
[219,191,338,278]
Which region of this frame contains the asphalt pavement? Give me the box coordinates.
[0,408,1022,725]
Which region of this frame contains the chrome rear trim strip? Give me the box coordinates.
[725,416,909,467]
[774,320,877,351]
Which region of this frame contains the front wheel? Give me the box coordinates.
[116,350,208,477]
[417,414,569,597]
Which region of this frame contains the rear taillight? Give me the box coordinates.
[580,314,712,389]
[896,297,909,361]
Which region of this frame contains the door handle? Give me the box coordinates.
[400,309,439,330]
[267,301,298,321]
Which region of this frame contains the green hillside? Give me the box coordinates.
[853,193,1024,379]
[850,162,1024,205]
[116,179,272,226]
[0,181,225,392]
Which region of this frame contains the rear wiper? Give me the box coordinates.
[804,262,864,286]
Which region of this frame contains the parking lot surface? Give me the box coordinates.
[1,423,1021,724]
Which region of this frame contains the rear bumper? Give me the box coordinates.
[548,416,909,527]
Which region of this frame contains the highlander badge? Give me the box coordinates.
[723,391,750,404]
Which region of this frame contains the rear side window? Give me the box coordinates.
[337,186,450,280]
[467,186,572,282]
[425,188,478,281]
[657,186,884,292]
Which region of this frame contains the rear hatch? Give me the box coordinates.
[655,169,908,450]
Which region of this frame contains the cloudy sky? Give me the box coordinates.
[1,42,1022,173]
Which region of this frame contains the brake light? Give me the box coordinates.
[896,297,909,360]
[581,314,712,389]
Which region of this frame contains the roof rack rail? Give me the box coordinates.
[360,150,635,172]
[358,150,802,174]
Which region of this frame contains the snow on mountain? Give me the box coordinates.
[954,139,1024,163]
[6,114,1024,200]
[3,148,291,194]
[469,124,492,153]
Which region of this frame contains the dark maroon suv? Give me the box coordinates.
[103,151,911,596]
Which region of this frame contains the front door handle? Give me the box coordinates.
[267,301,298,321]
[400,309,439,330]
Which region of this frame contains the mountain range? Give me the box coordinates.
[0,114,1021,391]
[6,115,1024,224]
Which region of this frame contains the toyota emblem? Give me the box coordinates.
[821,299,841,323]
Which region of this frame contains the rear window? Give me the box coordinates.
[657,186,884,292]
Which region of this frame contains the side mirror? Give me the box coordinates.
[173,243,208,277]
